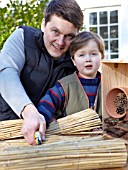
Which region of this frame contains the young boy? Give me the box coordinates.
[37,31,105,132]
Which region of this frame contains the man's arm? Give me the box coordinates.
[0,28,32,116]
[0,28,46,145]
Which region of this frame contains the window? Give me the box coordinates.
[85,7,119,59]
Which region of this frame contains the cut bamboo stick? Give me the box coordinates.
[0,135,104,148]
[0,109,102,140]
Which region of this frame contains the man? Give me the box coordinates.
[0,0,83,145]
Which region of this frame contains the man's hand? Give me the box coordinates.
[21,104,46,145]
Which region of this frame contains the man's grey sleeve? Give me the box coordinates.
[0,28,32,117]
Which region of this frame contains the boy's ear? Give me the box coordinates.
[71,58,76,66]
[41,18,45,32]
[102,54,105,59]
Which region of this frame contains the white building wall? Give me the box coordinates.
[76,0,122,10]
[119,0,128,58]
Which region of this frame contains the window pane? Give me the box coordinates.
[100,11,108,24]
[100,26,108,38]
[110,25,118,38]
[110,10,118,23]
[111,55,118,59]
[110,40,118,52]
[89,27,97,33]
[104,41,108,51]
[89,12,97,25]
[105,55,109,59]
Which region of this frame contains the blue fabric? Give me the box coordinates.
[80,71,101,107]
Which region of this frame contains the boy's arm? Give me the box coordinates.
[37,82,65,126]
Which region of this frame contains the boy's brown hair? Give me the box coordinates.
[70,31,105,59]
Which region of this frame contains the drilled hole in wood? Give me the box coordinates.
[114,63,118,68]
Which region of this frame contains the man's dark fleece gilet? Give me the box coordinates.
[0,26,76,120]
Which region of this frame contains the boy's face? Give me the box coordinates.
[72,39,103,79]
[42,15,77,58]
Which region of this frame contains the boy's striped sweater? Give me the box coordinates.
[37,71,101,126]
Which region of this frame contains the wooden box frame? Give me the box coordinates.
[101,59,128,141]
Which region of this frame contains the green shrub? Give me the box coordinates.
[0,0,48,49]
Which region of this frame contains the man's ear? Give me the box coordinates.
[41,18,45,32]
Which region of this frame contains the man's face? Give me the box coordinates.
[42,15,78,58]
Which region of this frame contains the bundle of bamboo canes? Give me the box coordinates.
[47,109,102,135]
[0,109,102,140]
[0,137,127,170]
[0,119,23,140]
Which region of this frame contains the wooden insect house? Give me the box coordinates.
[102,59,128,141]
